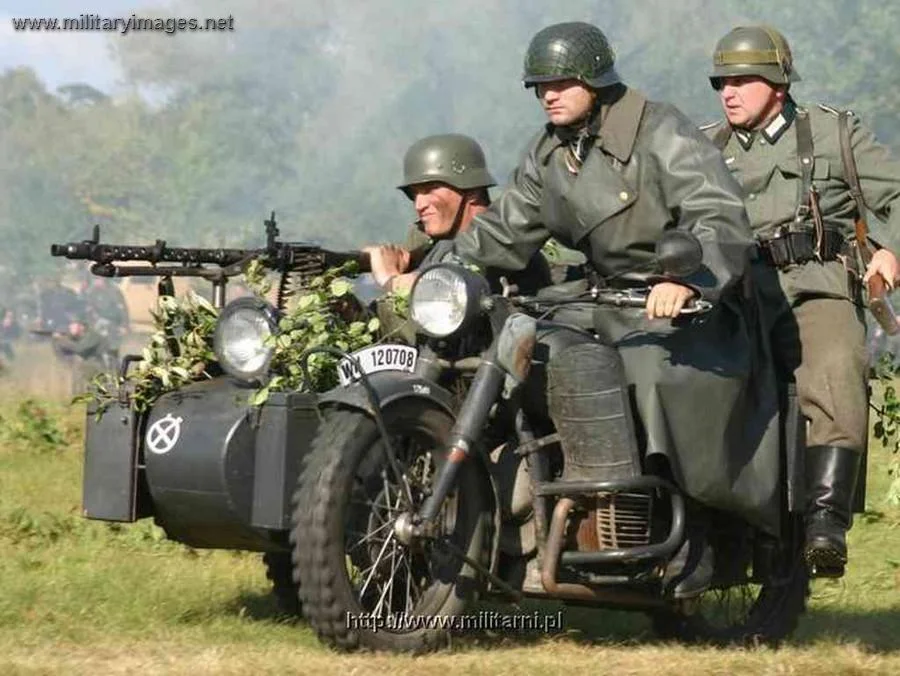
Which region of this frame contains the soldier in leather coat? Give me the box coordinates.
[449,22,780,599]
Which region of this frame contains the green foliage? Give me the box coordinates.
[251,262,382,405]
[0,399,66,452]
[77,259,411,413]
[869,353,900,505]
[77,289,220,416]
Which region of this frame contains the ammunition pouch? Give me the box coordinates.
[756,228,845,268]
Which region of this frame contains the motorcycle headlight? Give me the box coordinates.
[410,264,489,338]
[213,297,278,384]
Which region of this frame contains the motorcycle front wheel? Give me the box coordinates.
[291,400,493,653]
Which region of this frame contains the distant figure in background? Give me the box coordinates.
[0,307,21,368]
[33,281,81,336]
[77,276,129,368]
[51,304,111,396]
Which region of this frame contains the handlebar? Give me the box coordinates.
[514,287,712,315]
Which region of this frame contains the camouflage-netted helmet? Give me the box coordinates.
[522,22,620,90]
[398,134,496,199]
[710,25,800,87]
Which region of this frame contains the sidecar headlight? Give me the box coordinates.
[213,297,278,384]
[410,264,489,338]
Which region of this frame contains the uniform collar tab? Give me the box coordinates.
[734,128,754,150]
[761,98,796,145]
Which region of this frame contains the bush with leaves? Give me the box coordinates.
[0,399,68,452]
[870,352,900,506]
[79,289,220,415]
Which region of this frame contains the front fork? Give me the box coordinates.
[415,344,505,525]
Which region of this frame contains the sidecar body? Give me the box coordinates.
[82,378,319,551]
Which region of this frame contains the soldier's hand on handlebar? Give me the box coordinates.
[646,282,697,319]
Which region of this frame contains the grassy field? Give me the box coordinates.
[0,393,899,675]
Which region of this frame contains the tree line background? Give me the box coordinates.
[2,0,900,304]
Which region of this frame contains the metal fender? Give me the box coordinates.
[317,370,456,417]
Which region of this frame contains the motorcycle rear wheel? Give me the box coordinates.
[650,521,809,646]
[291,401,493,653]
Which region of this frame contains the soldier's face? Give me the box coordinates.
[717,75,786,129]
[536,79,595,126]
[410,182,466,238]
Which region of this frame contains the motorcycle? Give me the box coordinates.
[293,230,816,652]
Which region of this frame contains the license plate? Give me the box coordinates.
[337,344,418,386]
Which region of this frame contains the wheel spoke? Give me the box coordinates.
[404,552,414,613]
[346,519,394,554]
[359,529,396,601]
[338,417,461,625]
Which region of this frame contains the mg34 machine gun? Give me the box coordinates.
[51,211,365,312]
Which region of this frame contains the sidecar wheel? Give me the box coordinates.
[291,402,493,653]
[651,522,809,646]
[262,552,301,617]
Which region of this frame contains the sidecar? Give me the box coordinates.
[82,378,319,550]
[80,301,452,555]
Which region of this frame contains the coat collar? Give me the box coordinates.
[539,85,647,165]
[595,86,646,163]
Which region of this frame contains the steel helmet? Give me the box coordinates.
[398,134,496,199]
[522,22,620,90]
[710,25,800,88]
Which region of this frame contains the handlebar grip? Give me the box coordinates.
[594,290,712,314]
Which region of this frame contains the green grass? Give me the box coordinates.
[0,398,899,674]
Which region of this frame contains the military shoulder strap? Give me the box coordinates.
[710,122,731,151]
[793,108,815,222]
[836,110,868,219]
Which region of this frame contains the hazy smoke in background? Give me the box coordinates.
[1,0,898,290]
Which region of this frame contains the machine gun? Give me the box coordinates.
[50,212,370,311]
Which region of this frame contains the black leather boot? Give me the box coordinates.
[804,445,862,578]
[663,508,714,599]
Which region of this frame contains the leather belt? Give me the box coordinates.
[756,228,845,268]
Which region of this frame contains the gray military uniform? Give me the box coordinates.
[705,100,900,451]
[453,85,785,533]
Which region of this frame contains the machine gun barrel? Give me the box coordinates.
[50,241,257,266]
